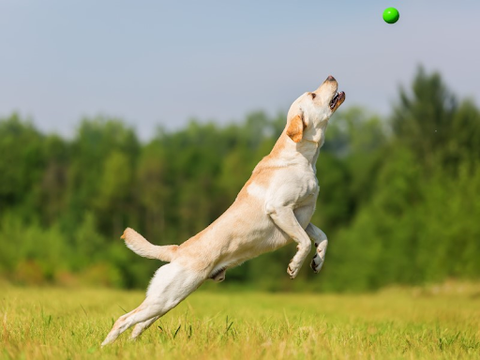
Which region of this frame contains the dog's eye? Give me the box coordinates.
[311,93,316,99]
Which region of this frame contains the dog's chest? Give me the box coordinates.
[294,168,319,204]
[291,166,319,214]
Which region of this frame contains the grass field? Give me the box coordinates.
[1,282,479,359]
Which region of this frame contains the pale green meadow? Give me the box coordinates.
[1,282,479,359]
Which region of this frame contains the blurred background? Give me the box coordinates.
[1,1,479,291]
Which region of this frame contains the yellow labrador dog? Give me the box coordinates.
[102,76,345,345]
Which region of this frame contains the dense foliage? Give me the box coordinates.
[1,68,479,291]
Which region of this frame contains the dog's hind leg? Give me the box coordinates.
[130,316,160,340]
[101,304,152,346]
[306,223,328,273]
[101,263,205,346]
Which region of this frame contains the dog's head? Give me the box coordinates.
[286,76,345,143]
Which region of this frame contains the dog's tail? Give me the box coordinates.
[121,228,178,262]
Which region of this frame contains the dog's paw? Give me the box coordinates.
[310,241,327,273]
[310,256,324,273]
[287,263,300,279]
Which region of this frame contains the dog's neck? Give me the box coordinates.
[265,124,327,170]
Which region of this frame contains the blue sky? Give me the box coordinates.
[1,0,479,140]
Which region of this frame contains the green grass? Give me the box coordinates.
[1,282,479,359]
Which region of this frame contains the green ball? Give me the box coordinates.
[383,7,400,24]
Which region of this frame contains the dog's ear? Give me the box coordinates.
[286,114,305,143]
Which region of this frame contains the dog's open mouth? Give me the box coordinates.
[329,91,346,111]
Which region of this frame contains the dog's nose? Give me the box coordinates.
[326,75,336,82]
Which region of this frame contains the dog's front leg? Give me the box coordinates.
[267,205,312,279]
[306,223,328,273]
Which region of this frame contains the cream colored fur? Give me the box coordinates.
[102,76,345,346]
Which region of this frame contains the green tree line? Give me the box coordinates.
[1,67,479,291]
